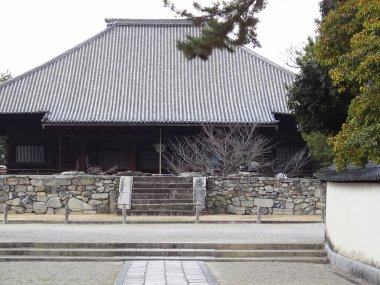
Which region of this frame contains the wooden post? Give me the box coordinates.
[129,141,137,171]
[65,198,69,224]
[159,128,162,174]
[78,139,87,172]
[3,205,9,225]
[58,133,62,171]
[257,206,261,224]
[195,203,200,224]
[122,204,127,224]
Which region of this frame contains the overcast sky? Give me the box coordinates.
[0,0,321,76]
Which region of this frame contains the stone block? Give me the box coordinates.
[91,193,109,200]
[0,191,8,203]
[30,180,43,187]
[72,177,95,186]
[18,178,29,185]
[286,203,294,210]
[6,178,18,185]
[314,188,325,198]
[1,185,10,192]
[231,197,240,206]
[264,185,273,192]
[254,198,274,208]
[68,198,92,212]
[34,186,45,192]
[15,185,27,192]
[5,198,21,207]
[316,202,325,209]
[88,200,102,206]
[33,202,47,214]
[47,197,62,209]
[43,178,72,186]
[228,204,246,215]
[36,195,47,202]
[240,200,254,207]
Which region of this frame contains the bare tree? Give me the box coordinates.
[164,125,273,176]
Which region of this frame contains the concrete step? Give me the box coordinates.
[125,210,195,216]
[0,255,329,263]
[131,204,194,211]
[132,188,193,194]
[131,193,193,200]
[0,243,325,250]
[0,248,326,258]
[133,176,193,183]
[132,183,193,189]
[131,199,194,204]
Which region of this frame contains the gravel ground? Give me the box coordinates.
[0,223,324,244]
[0,262,122,285]
[206,262,365,285]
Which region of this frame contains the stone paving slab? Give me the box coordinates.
[116,261,218,285]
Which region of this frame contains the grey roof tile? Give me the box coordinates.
[0,19,295,125]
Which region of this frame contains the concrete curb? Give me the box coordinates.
[113,261,131,285]
[326,243,380,285]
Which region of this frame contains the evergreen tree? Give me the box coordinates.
[163,0,266,59]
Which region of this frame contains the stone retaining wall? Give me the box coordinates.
[0,175,119,214]
[206,176,326,215]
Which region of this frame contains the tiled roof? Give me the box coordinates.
[0,19,295,125]
[318,165,380,182]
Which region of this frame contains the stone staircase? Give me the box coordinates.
[127,176,195,216]
[0,242,328,263]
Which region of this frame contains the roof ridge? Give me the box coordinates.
[239,46,295,77]
[105,18,192,27]
[0,24,117,90]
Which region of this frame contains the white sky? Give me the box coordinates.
[0,0,321,76]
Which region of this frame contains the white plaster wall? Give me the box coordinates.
[326,182,380,269]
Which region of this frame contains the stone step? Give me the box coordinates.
[132,183,193,189]
[0,248,326,258]
[131,193,193,200]
[131,188,193,194]
[131,204,194,211]
[0,243,325,250]
[131,199,194,204]
[124,210,195,216]
[0,255,329,263]
[133,176,193,183]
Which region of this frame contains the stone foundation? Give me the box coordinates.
[0,175,119,214]
[0,175,326,215]
[206,176,326,215]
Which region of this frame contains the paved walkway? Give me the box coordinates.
[0,214,322,223]
[118,261,218,285]
[0,223,324,244]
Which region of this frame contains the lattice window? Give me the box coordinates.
[139,150,159,170]
[276,147,303,161]
[98,150,129,170]
[16,145,45,163]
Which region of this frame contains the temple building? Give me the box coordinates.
[0,19,305,174]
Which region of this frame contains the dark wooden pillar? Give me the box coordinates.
[78,139,87,171]
[129,140,137,171]
[58,133,62,171]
